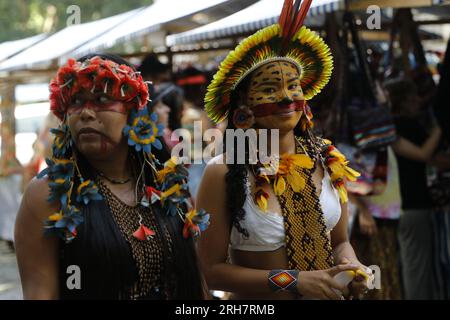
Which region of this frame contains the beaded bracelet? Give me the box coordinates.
[268,269,300,294]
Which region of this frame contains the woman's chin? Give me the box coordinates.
[257,112,302,131]
[77,143,104,159]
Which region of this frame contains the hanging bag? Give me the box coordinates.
[335,13,393,195]
[343,12,397,151]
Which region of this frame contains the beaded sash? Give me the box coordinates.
[276,137,334,271]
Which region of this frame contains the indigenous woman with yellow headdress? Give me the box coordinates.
[15,53,208,299]
[196,0,369,299]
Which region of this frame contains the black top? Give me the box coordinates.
[58,198,166,300]
[394,116,432,210]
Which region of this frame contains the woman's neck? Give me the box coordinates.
[87,147,132,181]
[279,130,296,154]
[261,129,296,155]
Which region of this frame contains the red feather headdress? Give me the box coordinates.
[49,56,150,120]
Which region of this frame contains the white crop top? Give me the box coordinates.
[208,155,342,252]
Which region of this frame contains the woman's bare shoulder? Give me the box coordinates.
[21,177,59,221]
[205,153,229,178]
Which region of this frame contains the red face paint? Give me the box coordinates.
[250,100,305,117]
[67,98,128,116]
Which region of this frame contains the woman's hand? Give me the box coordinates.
[358,208,378,236]
[296,264,360,300]
[339,257,370,299]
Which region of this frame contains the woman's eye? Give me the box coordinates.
[288,84,298,90]
[263,88,275,94]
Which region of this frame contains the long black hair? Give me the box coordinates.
[223,78,305,237]
[59,53,204,299]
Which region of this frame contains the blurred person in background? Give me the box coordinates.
[22,113,60,192]
[347,68,403,299]
[0,126,23,251]
[348,146,403,300]
[139,53,184,152]
[138,53,172,86]
[176,66,214,199]
[147,82,183,151]
[386,78,444,299]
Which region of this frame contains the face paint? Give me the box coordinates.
[250,100,305,117]
[246,61,304,117]
[67,94,129,116]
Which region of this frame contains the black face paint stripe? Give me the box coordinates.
[265,64,277,69]
[257,97,263,101]
[255,71,263,77]
[253,81,280,88]
[271,71,280,75]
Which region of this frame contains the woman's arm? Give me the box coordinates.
[331,201,369,298]
[331,201,359,264]
[196,162,272,294]
[392,126,441,163]
[14,178,60,299]
[196,162,358,299]
[347,193,378,236]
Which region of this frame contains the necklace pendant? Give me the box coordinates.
[97,170,131,185]
[132,223,155,241]
[140,195,150,207]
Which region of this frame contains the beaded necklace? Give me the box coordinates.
[97,179,170,299]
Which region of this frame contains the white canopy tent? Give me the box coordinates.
[0,9,142,72]
[67,0,256,60]
[166,0,345,46]
[0,34,47,63]
[0,0,256,73]
[166,0,450,47]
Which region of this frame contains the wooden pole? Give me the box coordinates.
[0,82,20,176]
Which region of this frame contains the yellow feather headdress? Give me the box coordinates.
[205,0,333,123]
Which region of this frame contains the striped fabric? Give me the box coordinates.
[309,0,343,16]
[353,125,397,149]
[167,0,344,46]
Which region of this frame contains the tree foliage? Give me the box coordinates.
[0,0,153,43]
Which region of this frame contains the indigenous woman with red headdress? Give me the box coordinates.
[15,53,208,299]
